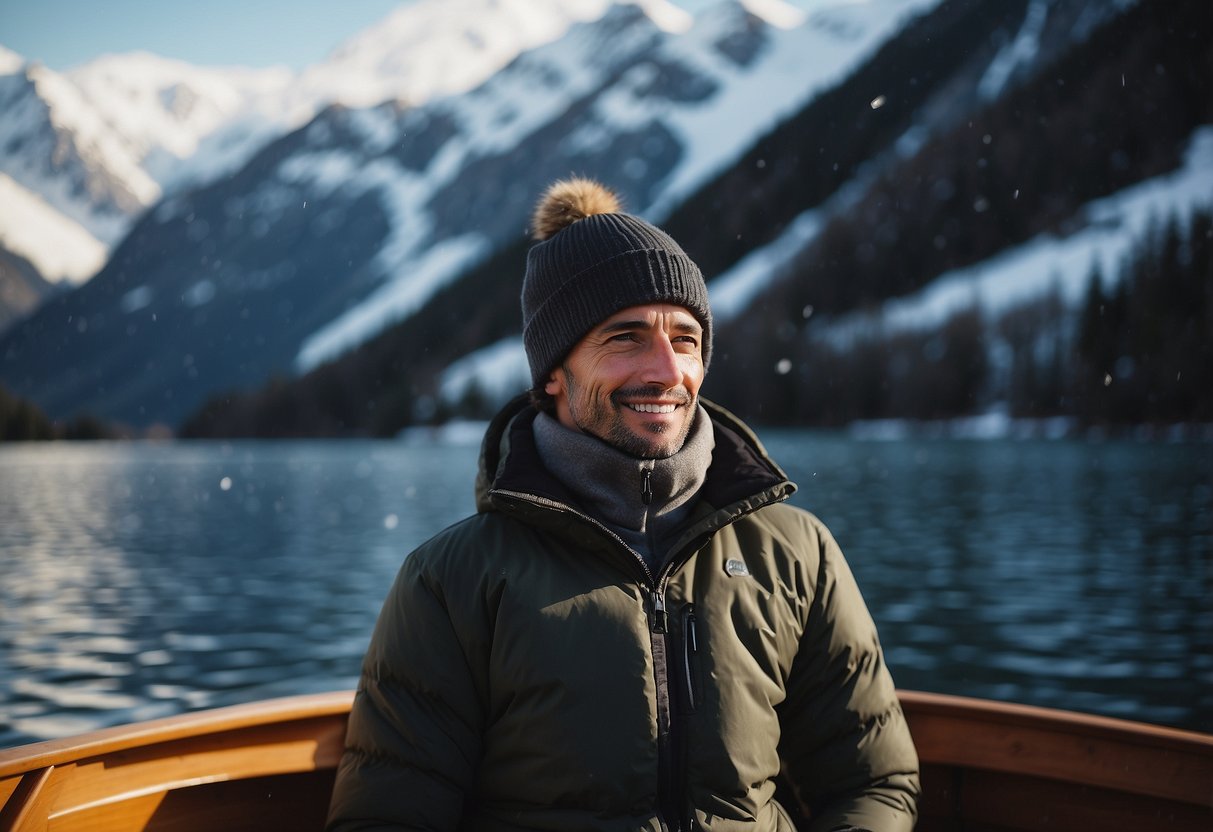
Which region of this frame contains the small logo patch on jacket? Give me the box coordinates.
[725,558,750,577]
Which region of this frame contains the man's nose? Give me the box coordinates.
[640,334,682,387]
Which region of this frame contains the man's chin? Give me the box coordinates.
[608,422,688,460]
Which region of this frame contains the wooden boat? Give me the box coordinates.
[1,690,1209,831]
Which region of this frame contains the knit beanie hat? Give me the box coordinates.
[521,178,712,389]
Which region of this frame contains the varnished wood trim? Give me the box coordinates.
[0,766,56,832]
[0,689,1209,832]
[899,690,1213,806]
[0,692,354,779]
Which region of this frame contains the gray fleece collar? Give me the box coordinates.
[532,405,715,536]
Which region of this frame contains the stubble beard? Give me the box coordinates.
[563,367,695,460]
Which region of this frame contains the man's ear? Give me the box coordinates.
[544,369,563,397]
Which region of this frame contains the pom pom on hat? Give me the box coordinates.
[521,178,713,388]
[531,178,622,241]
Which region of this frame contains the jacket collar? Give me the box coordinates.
[531,406,714,536]
[475,393,795,525]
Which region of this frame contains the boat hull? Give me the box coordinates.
[1,690,1209,831]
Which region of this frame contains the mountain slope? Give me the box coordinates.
[64,52,298,193]
[705,0,1212,424]
[0,247,54,335]
[182,0,1212,436]
[295,0,944,371]
[0,0,618,330]
[0,54,152,330]
[0,51,285,330]
[0,0,942,429]
[0,58,157,251]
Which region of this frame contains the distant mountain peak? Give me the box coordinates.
[305,0,617,109]
[0,46,23,75]
[1,63,159,228]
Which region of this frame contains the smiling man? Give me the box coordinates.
[549,303,703,459]
[327,179,920,832]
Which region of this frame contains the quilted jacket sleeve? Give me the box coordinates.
[777,517,920,832]
[326,542,485,832]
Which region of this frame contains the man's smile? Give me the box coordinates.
[625,402,679,414]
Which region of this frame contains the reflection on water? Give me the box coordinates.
[0,439,480,747]
[769,435,1213,733]
[1,434,1210,747]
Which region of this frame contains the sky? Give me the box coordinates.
[0,0,408,71]
[0,0,723,72]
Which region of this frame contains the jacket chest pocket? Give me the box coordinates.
[689,582,804,710]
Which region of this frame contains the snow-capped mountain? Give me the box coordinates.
[0,0,942,427]
[2,0,1206,434]
[63,53,298,194]
[0,56,156,258]
[294,0,615,111]
[0,0,620,327]
[0,50,147,326]
[0,48,293,331]
[64,0,621,193]
[287,0,943,370]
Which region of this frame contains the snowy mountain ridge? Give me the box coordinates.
[440,128,1213,414]
[0,0,671,294]
[4,0,1203,434]
[294,0,942,370]
[64,52,299,193]
[0,61,158,243]
[0,0,947,426]
[790,127,1213,346]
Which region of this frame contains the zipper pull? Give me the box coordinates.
[682,604,699,713]
[641,468,653,505]
[652,590,668,634]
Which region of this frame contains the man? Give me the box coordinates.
[327,178,920,831]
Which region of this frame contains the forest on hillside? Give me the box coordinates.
[0,385,112,440]
[715,208,1212,428]
[709,0,1212,420]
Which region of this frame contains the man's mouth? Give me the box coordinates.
[626,403,678,414]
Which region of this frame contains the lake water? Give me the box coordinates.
[1,431,1210,748]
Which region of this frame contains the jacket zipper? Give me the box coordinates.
[652,589,669,633]
[650,587,676,831]
[651,563,700,832]
[492,488,699,831]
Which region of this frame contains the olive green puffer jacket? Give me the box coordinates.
[327,397,919,832]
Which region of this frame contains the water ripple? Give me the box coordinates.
[1,436,1209,747]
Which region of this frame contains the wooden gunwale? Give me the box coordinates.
[0,692,354,832]
[901,689,1213,805]
[0,689,1209,832]
[0,691,354,778]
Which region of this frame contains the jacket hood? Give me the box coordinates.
[473,393,795,520]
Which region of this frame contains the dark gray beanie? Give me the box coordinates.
[522,179,712,389]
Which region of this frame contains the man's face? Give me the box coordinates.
[545,303,705,459]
